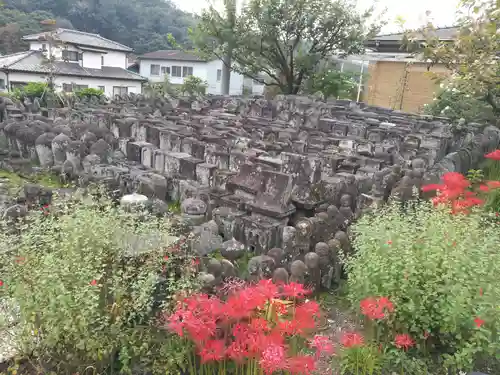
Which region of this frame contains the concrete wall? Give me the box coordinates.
[7,71,142,97]
[365,61,449,112]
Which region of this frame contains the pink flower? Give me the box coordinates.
[309,335,335,358]
[259,344,287,374]
[90,279,98,286]
[340,332,365,348]
[394,334,415,351]
[474,317,485,328]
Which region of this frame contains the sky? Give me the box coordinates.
[171,0,460,33]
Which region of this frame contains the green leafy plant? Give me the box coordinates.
[306,69,359,100]
[179,75,207,97]
[75,87,104,99]
[12,82,48,102]
[0,192,200,374]
[346,201,500,373]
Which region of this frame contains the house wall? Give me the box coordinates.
[139,58,265,95]
[7,71,142,97]
[205,60,244,95]
[365,61,449,112]
[0,71,7,92]
[29,42,127,70]
[139,58,208,85]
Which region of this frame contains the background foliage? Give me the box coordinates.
[0,0,196,54]
[346,202,500,373]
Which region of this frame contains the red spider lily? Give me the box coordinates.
[0,280,4,287]
[394,334,415,351]
[14,256,25,264]
[281,282,311,298]
[163,255,169,261]
[198,339,226,363]
[480,288,484,296]
[486,180,500,189]
[191,258,200,266]
[309,335,335,359]
[90,279,98,286]
[360,296,394,320]
[225,340,249,363]
[386,240,392,245]
[485,150,500,160]
[340,332,365,348]
[479,184,490,192]
[287,355,316,375]
[259,344,287,374]
[474,317,485,328]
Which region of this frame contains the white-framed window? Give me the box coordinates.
[171,66,182,77]
[150,64,160,76]
[182,66,193,77]
[62,50,79,62]
[98,86,105,92]
[101,56,104,66]
[216,69,222,82]
[62,83,73,92]
[161,66,170,75]
[113,86,128,96]
[74,84,88,91]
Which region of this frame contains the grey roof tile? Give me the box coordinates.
[138,50,205,62]
[372,27,458,42]
[22,29,132,52]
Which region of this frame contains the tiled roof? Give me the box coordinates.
[371,27,458,42]
[0,51,145,81]
[138,50,205,62]
[22,28,132,52]
[0,51,35,68]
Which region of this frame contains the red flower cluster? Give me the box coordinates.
[421,172,485,214]
[360,296,394,320]
[394,334,415,351]
[164,280,324,375]
[485,150,500,161]
[340,332,364,348]
[40,204,50,216]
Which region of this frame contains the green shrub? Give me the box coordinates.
[305,69,358,100]
[76,87,105,99]
[0,193,199,374]
[346,201,500,372]
[179,75,207,97]
[423,88,496,124]
[12,82,49,102]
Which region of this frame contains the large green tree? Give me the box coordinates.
[411,0,500,120]
[192,0,381,94]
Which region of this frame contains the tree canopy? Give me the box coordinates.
[410,0,500,121]
[192,0,382,94]
[0,0,196,55]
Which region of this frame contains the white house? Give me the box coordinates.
[136,50,265,96]
[0,28,146,98]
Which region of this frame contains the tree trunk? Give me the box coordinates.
[221,49,232,95]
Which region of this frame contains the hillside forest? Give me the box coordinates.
[0,0,197,55]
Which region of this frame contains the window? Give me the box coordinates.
[150,64,160,76]
[161,66,170,75]
[113,86,128,96]
[216,69,222,82]
[62,83,73,92]
[10,82,27,90]
[101,56,104,66]
[182,66,193,77]
[41,44,47,51]
[0,79,5,90]
[98,86,105,92]
[74,84,88,91]
[171,66,182,77]
[62,50,79,62]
